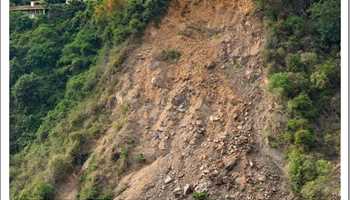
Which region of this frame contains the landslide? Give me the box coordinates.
[55,0,295,199]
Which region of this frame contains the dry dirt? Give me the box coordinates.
[57,0,295,199]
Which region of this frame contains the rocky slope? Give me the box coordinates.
[57,0,295,199]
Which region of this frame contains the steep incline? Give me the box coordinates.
[60,0,294,199]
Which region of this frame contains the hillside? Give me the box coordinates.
[10,0,340,200]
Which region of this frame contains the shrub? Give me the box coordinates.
[287,93,316,118]
[78,179,99,200]
[32,182,55,200]
[78,163,113,200]
[268,72,308,97]
[158,49,181,63]
[18,181,55,200]
[294,129,315,147]
[136,153,146,163]
[286,53,304,72]
[284,118,311,144]
[310,70,328,90]
[287,118,309,132]
[59,27,101,70]
[310,59,340,90]
[192,192,209,200]
[12,73,41,110]
[324,130,340,155]
[253,0,280,20]
[300,161,332,200]
[65,68,98,102]
[118,146,127,158]
[300,52,318,67]
[301,176,330,200]
[281,15,305,36]
[276,47,286,59]
[287,149,317,192]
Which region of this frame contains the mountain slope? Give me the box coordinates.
[11,0,340,199]
[55,0,293,199]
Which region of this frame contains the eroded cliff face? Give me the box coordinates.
[57,0,294,199]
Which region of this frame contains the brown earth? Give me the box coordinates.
[56,0,295,199]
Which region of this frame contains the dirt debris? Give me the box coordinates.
[56,0,295,200]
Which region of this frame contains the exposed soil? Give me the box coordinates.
[56,0,295,199]
[55,172,79,200]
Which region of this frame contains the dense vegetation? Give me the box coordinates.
[10,0,170,199]
[255,0,340,199]
[10,1,89,154]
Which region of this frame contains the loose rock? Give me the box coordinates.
[225,157,238,171]
[183,184,192,195]
[164,176,173,184]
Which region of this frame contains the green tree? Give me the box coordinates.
[309,0,340,48]
[10,13,33,33]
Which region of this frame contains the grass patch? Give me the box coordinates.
[192,192,209,200]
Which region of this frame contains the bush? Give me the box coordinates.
[287,148,332,193]
[268,72,308,97]
[294,129,315,147]
[78,173,113,200]
[287,93,316,118]
[18,181,54,200]
[315,160,331,175]
[192,192,209,200]
[136,153,146,163]
[281,118,310,144]
[324,130,340,155]
[78,180,99,200]
[287,149,317,192]
[286,53,304,72]
[310,59,340,90]
[32,182,55,200]
[300,52,318,67]
[253,0,280,20]
[281,15,305,36]
[158,49,181,63]
[287,118,309,132]
[300,161,332,200]
[301,176,330,200]
[310,70,328,90]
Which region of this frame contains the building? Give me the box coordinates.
[10,1,47,18]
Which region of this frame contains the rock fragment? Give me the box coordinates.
[225,157,238,171]
[164,175,173,184]
[173,187,182,196]
[183,184,192,195]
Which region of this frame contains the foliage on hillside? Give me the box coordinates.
[10,0,88,154]
[10,0,170,199]
[255,0,340,199]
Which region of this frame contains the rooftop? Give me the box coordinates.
[10,5,46,11]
